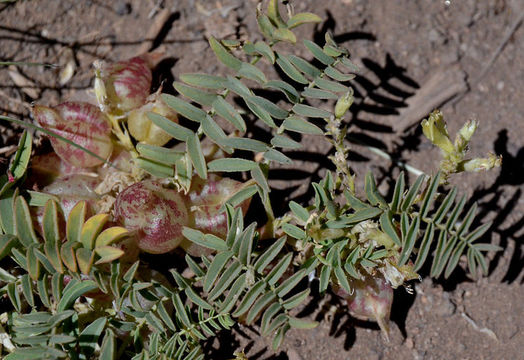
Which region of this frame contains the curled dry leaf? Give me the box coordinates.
[33,102,114,168]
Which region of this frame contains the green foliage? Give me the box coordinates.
[0,0,502,358]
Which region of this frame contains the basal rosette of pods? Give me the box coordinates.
[0,1,502,358]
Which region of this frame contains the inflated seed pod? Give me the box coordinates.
[181,176,252,257]
[33,102,113,168]
[30,152,88,186]
[33,174,101,240]
[114,180,189,254]
[187,176,251,236]
[335,275,393,340]
[42,174,101,220]
[94,55,153,113]
[127,92,178,146]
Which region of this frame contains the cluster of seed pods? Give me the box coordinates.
[31,54,250,257]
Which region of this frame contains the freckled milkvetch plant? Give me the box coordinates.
[0,1,501,359]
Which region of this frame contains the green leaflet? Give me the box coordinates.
[10,131,32,179]
[314,76,349,92]
[324,66,355,81]
[209,36,242,71]
[136,143,184,166]
[212,96,246,132]
[57,279,98,311]
[0,188,16,234]
[0,234,18,261]
[162,93,207,123]
[247,95,288,119]
[180,73,227,89]
[304,40,335,65]
[289,201,309,223]
[135,157,175,178]
[263,80,300,103]
[245,97,277,128]
[182,227,228,251]
[187,134,207,179]
[78,317,107,359]
[275,54,308,84]
[208,158,257,172]
[287,12,322,29]
[221,137,269,153]
[271,134,301,149]
[281,223,306,240]
[282,116,323,135]
[288,54,322,78]
[263,149,292,164]
[15,196,38,246]
[174,82,217,106]
[302,87,338,100]
[292,104,331,119]
[99,329,116,360]
[288,317,318,329]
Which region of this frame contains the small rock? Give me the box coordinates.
[497,81,505,91]
[405,337,414,349]
[413,350,426,360]
[435,293,456,317]
[115,1,132,16]
[428,29,446,45]
[287,348,302,360]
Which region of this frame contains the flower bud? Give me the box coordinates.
[421,110,454,154]
[94,55,152,113]
[114,180,189,254]
[334,90,353,119]
[462,152,502,172]
[33,102,113,168]
[127,92,178,146]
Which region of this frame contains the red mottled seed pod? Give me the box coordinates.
[95,55,152,113]
[336,275,393,340]
[114,180,189,254]
[33,102,113,168]
[181,176,252,257]
[188,176,251,237]
[43,174,101,220]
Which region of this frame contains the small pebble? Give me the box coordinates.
[115,1,132,16]
[405,337,414,349]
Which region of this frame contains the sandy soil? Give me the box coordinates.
[0,0,523,359]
